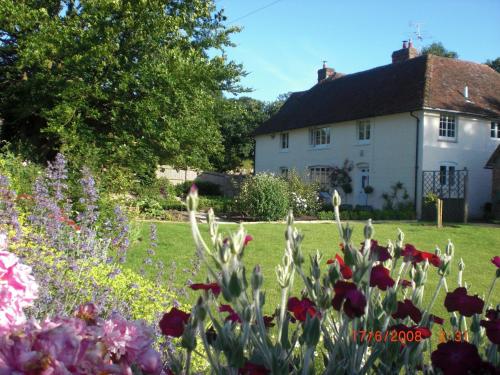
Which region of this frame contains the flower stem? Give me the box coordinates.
[483,275,497,313]
[185,350,192,375]
[302,346,314,375]
[277,286,289,343]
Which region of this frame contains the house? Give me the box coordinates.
[485,145,500,219]
[253,42,500,219]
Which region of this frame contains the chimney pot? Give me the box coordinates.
[402,40,408,49]
[408,39,413,48]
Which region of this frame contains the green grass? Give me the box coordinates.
[127,220,499,316]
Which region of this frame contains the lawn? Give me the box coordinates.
[127,220,500,320]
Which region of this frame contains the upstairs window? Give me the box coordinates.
[439,115,456,140]
[357,120,371,144]
[491,122,500,139]
[280,133,289,150]
[309,127,331,147]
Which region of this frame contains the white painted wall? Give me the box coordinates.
[421,111,499,218]
[255,112,419,210]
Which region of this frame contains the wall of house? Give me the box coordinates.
[421,111,500,219]
[493,159,500,220]
[255,112,419,210]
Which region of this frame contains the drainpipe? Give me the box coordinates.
[410,111,420,216]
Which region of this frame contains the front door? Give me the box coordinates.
[356,167,370,206]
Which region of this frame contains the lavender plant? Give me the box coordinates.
[160,188,499,374]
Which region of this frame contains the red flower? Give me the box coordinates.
[159,308,190,337]
[491,256,500,268]
[244,235,253,247]
[326,254,353,279]
[189,282,221,296]
[287,297,319,322]
[480,308,500,345]
[399,279,412,288]
[332,281,366,318]
[239,361,270,375]
[431,341,482,375]
[370,265,395,290]
[360,240,392,262]
[430,314,444,325]
[402,244,441,267]
[392,299,422,323]
[444,287,484,317]
[263,314,275,328]
[219,304,241,323]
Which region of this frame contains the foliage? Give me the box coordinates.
[329,159,354,194]
[175,180,222,197]
[0,0,245,183]
[284,170,320,216]
[0,149,42,196]
[165,189,500,374]
[237,173,289,220]
[212,97,270,172]
[364,185,374,194]
[421,42,458,58]
[382,181,412,210]
[485,57,500,73]
[318,207,415,221]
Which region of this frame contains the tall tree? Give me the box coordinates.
[485,58,500,73]
[421,42,458,58]
[0,0,245,182]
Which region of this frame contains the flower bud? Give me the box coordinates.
[397,229,404,246]
[251,265,263,290]
[470,314,481,333]
[303,314,321,347]
[445,240,454,257]
[181,322,197,351]
[228,271,242,298]
[458,258,465,272]
[286,210,294,226]
[382,288,398,314]
[194,297,207,323]
[311,251,321,280]
[328,262,341,285]
[450,316,458,329]
[363,219,374,240]
[332,190,341,208]
[186,185,199,212]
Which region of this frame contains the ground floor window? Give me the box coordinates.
[309,166,332,190]
[279,167,289,178]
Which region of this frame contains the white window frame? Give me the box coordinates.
[279,167,289,178]
[280,132,289,150]
[308,166,332,190]
[309,127,331,148]
[439,162,458,187]
[491,122,500,139]
[439,114,457,141]
[357,120,371,144]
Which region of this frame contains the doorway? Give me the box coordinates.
[356,166,370,207]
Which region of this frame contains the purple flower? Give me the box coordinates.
[431,341,482,375]
[332,281,366,318]
[370,265,395,290]
[444,287,484,317]
[392,299,422,323]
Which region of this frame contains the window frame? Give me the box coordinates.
[308,165,332,190]
[491,122,500,140]
[309,127,331,148]
[280,132,289,150]
[357,120,371,144]
[439,162,458,187]
[439,114,457,141]
[279,167,289,178]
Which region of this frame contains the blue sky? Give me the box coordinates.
[214,0,500,102]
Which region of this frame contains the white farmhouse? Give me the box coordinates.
[253,43,500,220]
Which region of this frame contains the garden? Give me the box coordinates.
[0,152,498,374]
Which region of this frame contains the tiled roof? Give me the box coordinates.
[254,54,500,135]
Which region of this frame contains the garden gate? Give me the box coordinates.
[421,169,468,223]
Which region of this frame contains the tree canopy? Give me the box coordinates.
[421,42,458,58]
[485,58,500,73]
[0,0,245,182]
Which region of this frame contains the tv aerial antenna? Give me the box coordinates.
[408,21,433,51]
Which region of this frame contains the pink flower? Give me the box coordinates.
[491,256,500,268]
[287,297,320,322]
[326,254,353,279]
[392,299,422,323]
[0,246,38,334]
[189,282,221,296]
[244,235,253,247]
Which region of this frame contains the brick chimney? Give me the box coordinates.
[391,39,418,64]
[317,61,335,83]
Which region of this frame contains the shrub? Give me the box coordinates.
[284,170,320,216]
[237,173,289,220]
